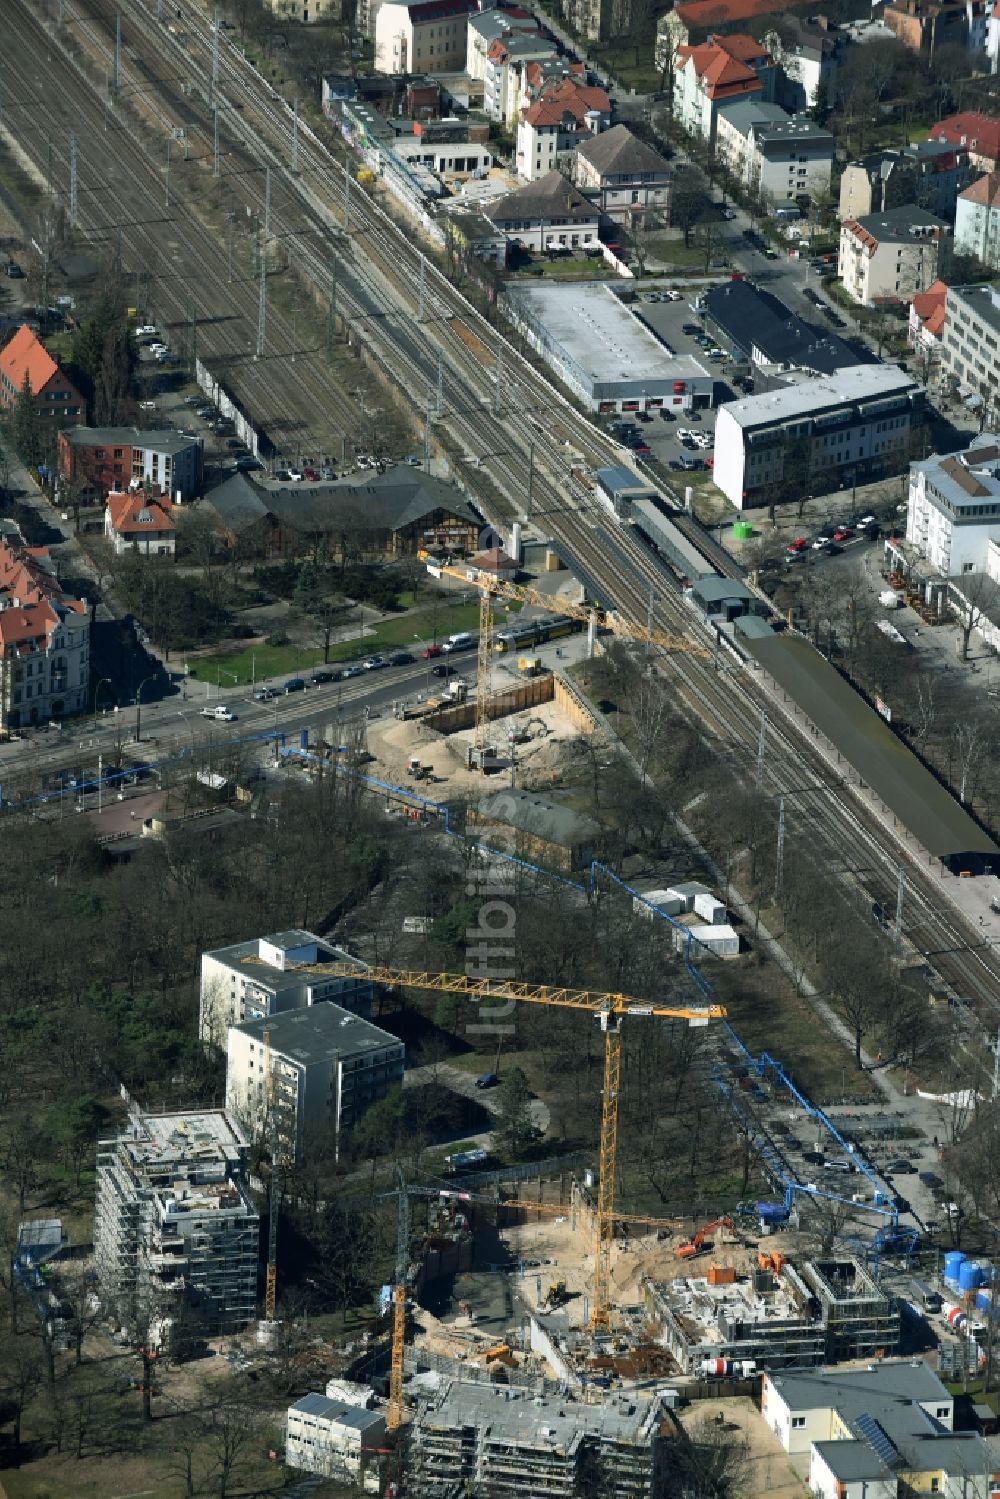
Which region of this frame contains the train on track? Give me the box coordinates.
[494,615,582,654]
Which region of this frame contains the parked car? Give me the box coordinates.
[888,1159,916,1174]
[389,651,415,665]
[419,643,442,659]
[342,664,363,679]
[832,527,854,542]
[362,655,387,671]
[200,705,236,722]
[310,670,339,684]
[787,537,808,552]
[476,1072,499,1089]
[253,687,276,701]
[286,469,303,482]
[659,409,675,421]
[302,467,319,481]
[275,469,292,482]
[432,663,457,677]
[282,677,305,693]
[137,323,158,336]
[234,456,262,471]
[812,536,831,550]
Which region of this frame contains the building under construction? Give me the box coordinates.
[647,1256,898,1375]
[94,1107,259,1339]
[406,1380,667,1497]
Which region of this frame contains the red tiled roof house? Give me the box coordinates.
[104,489,177,558]
[0,324,86,431]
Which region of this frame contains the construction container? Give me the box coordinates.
[944,1304,968,1331]
[701,1357,757,1378]
[693,891,727,925]
[960,1261,986,1293]
[707,1264,736,1286]
[544,550,563,572]
[732,521,753,541]
[944,1251,967,1288]
[633,889,684,919]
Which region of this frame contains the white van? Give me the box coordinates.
[442,631,474,653]
[200,704,237,722]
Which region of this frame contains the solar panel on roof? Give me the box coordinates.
[855,1412,898,1466]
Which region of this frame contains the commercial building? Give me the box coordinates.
[226,1004,404,1161]
[929,110,1000,171]
[199,929,371,1049]
[762,1360,999,1499]
[671,34,775,146]
[468,788,605,870]
[286,1394,386,1481]
[94,1108,259,1338]
[58,426,203,502]
[838,140,970,220]
[506,281,713,414]
[485,173,601,253]
[373,0,478,73]
[713,364,922,509]
[574,124,672,226]
[838,205,950,307]
[408,1380,667,1496]
[202,469,481,563]
[0,324,85,429]
[938,282,1000,412]
[906,432,1000,575]
[701,278,867,376]
[104,489,176,557]
[0,536,89,731]
[955,170,1000,266]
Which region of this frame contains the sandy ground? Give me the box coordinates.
[367,699,582,801]
[680,1397,808,1498]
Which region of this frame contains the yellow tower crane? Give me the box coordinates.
[328,963,725,1396]
[433,563,711,766]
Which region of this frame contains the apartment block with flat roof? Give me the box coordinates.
[198,929,371,1047]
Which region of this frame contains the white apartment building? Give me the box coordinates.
[484,35,561,126]
[0,537,89,732]
[715,99,787,182]
[515,80,610,181]
[671,35,773,146]
[199,929,371,1048]
[226,1004,405,1161]
[839,205,950,307]
[94,1108,259,1338]
[906,432,1000,575]
[954,170,1000,267]
[374,0,477,73]
[286,1394,386,1480]
[466,8,538,80]
[746,112,834,201]
[713,364,922,509]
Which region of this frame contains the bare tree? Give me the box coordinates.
[951,574,1000,662]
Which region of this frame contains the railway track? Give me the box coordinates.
[11,2,1000,1023]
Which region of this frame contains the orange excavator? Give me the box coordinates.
[675,1216,737,1260]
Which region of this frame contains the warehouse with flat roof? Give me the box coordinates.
[506,282,714,414]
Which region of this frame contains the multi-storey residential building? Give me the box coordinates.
[58,426,203,502]
[94,1108,259,1339]
[199,929,371,1048]
[0,324,86,430]
[466,6,537,81]
[908,277,948,359]
[715,99,787,181]
[954,170,1000,266]
[559,0,609,42]
[575,124,672,224]
[766,15,843,111]
[928,110,1000,170]
[906,432,1000,576]
[671,34,775,145]
[104,489,177,558]
[838,140,970,220]
[0,537,89,731]
[374,0,477,73]
[938,282,1000,412]
[226,1004,405,1161]
[763,1360,998,1499]
[515,77,610,179]
[838,205,950,306]
[745,112,834,202]
[884,0,978,56]
[265,0,337,17]
[655,0,813,67]
[713,364,922,509]
[484,33,561,126]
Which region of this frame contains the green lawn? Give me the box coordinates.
[509,258,610,282]
[647,237,709,269]
[193,599,484,681]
